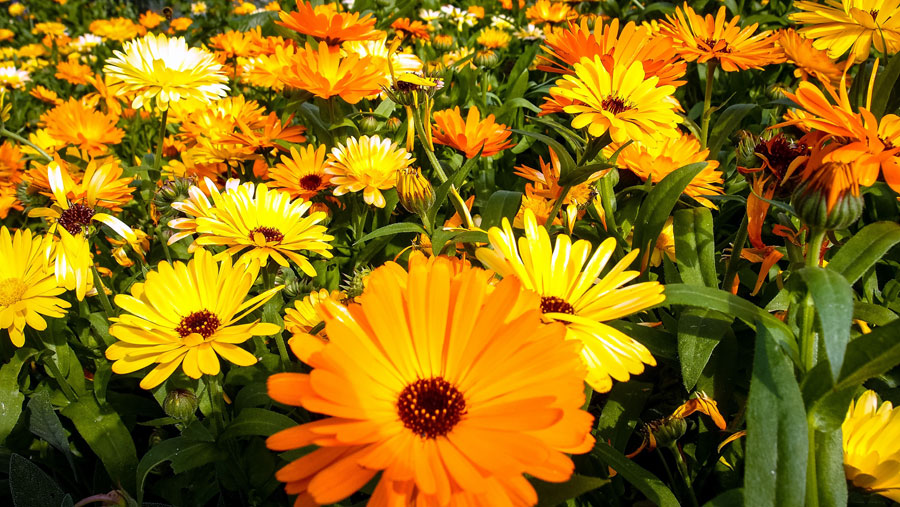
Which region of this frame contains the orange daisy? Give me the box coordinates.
[277,0,383,46]
[269,145,332,200]
[40,99,124,157]
[267,255,594,506]
[280,41,387,104]
[431,106,514,158]
[391,18,430,41]
[777,28,844,87]
[55,61,93,86]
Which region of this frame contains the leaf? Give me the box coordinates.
[354,222,427,245]
[795,267,854,380]
[802,362,857,432]
[836,319,900,390]
[852,301,898,326]
[826,221,900,284]
[136,437,222,504]
[0,348,37,445]
[744,319,808,507]
[27,392,75,474]
[678,309,734,391]
[61,395,138,491]
[219,407,296,441]
[704,489,744,507]
[663,284,799,364]
[592,441,680,507]
[870,52,900,118]
[595,380,653,452]
[707,104,757,157]
[511,128,576,177]
[813,429,848,507]
[632,163,707,271]
[479,190,523,229]
[532,474,610,507]
[673,208,717,287]
[558,162,616,187]
[8,454,66,507]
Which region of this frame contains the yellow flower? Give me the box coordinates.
[106,249,282,390]
[843,390,900,502]
[0,65,30,89]
[549,56,681,143]
[476,209,666,392]
[0,227,70,347]
[477,27,512,49]
[103,33,229,111]
[791,0,900,62]
[325,135,413,207]
[268,144,332,200]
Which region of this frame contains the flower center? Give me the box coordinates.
[57,202,95,235]
[299,174,323,191]
[249,226,284,243]
[540,296,575,314]
[397,377,467,439]
[601,96,631,115]
[880,136,895,150]
[703,38,732,53]
[176,310,220,338]
[0,277,27,306]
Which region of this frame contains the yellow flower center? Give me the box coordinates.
[397,377,467,439]
[176,309,220,339]
[0,277,28,307]
[540,296,575,315]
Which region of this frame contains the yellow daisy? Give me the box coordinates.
[324,135,413,208]
[0,227,70,347]
[476,208,666,392]
[790,0,900,62]
[843,390,900,502]
[106,249,282,390]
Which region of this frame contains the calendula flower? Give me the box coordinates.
[325,135,413,207]
[549,56,681,143]
[138,10,165,29]
[106,249,281,390]
[210,28,264,59]
[842,390,900,501]
[0,227,71,347]
[777,28,845,86]
[280,41,387,104]
[103,33,229,111]
[526,0,577,24]
[268,145,332,200]
[791,0,900,63]
[29,85,62,105]
[89,18,144,42]
[267,255,594,505]
[539,18,687,87]
[40,99,124,157]
[0,141,24,186]
[514,147,603,225]
[0,65,30,89]
[391,18,431,41]
[476,209,666,392]
[283,288,344,338]
[54,61,92,85]
[659,3,782,71]
[613,132,724,208]
[396,166,435,215]
[342,35,424,86]
[278,0,382,45]
[477,27,512,49]
[431,106,514,158]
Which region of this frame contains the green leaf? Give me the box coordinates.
[707,104,757,157]
[663,284,799,364]
[591,441,679,507]
[354,222,427,245]
[632,163,707,271]
[852,301,898,326]
[220,407,296,441]
[511,128,576,177]
[61,396,138,492]
[826,221,900,284]
[744,320,808,507]
[27,392,75,474]
[813,429,848,507]
[673,208,717,287]
[88,312,115,347]
[795,267,853,380]
[532,474,610,507]
[678,309,734,391]
[480,190,523,229]
[836,319,900,390]
[8,454,66,507]
[703,489,743,507]
[595,380,653,452]
[870,52,900,118]
[135,437,222,504]
[558,162,616,187]
[0,348,37,445]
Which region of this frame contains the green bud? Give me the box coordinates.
[163,388,199,421]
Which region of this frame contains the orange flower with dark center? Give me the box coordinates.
[268,144,332,200]
[659,3,783,71]
[277,0,383,46]
[431,106,513,158]
[391,18,430,41]
[40,99,124,156]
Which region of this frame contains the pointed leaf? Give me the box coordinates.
[673,208,717,287]
[796,267,853,380]
[826,221,900,284]
[592,441,680,507]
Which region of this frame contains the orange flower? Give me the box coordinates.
[539,18,687,87]
[89,18,145,42]
[280,41,387,104]
[139,10,165,29]
[29,85,62,105]
[659,3,783,71]
[526,0,577,24]
[269,144,332,200]
[431,106,513,158]
[210,28,264,59]
[0,141,24,189]
[672,392,727,429]
[777,28,844,87]
[515,147,602,210]
[224,111,307,159]
[40,99,124,157]
[277,0,383,46]
[391,18,430,41]
[54,60,92,86]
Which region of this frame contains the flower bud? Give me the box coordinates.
[433,34,454,51]
[163,388,199,421]
[648,416,687,449]
[397,167,435,216]
[791,177,863,231]
[153,177,193,221]
[359,113,379,135]
[474,49,500,68]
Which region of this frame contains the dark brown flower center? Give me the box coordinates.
[755,135,809,181]
[703,38,732,53]
[249,226,284,243]
[57,202,95,235]
[880,136,895,150]
[602,96,631,115]
[299,174,323,191]
[397,377,466,439]
[540,296,575,314]
[176,310,220,338]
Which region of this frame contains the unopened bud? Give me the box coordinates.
[397,167,435,216]
[163,388,199,421]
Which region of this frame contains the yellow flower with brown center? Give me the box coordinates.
[0,227,70,347]
[791,0,900,62]
[659,3,783,71]
[842,390,900,502]
[103,33,229,111]
[277,0,383,46]
[431,106,514,158]
[477,27,512,49]
[476,209,666,392]
[324,135,413,208]
[549,56,681,144]
[106,249,282,390]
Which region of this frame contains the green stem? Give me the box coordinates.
[156,224,172,264]
[91,264,115,318]
[805,228,826,269]
[204,375,225,434]
[154,109,169,172]
[722,214,749,292]
[700,61,717,150]
[670,446,700,507]
[805,423,819,507]
[264,264,291,371]
[412,109,474,229]
[545,185,571,227]
[42,355,78,402]
[0,127,53,162]
[801,228,827,370]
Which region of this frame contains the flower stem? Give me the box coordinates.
[264,264,290,371]
[156,224,172,264]
[154,109,169,172]
[0,127,53,162]
[670,446,700,507]
[801,227,826,370]
[805,421,819,507]
[722,214,749,293]
[204,374,225,434]
[700,61,717,150]
[91,264,115,318]
[545,185,571,227]
[42,354,78,402]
